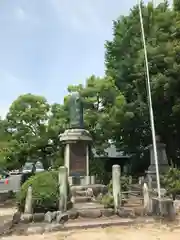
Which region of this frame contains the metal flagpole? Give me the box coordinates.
[138,0,161,199]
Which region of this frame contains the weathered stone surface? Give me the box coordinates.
[79,209,102,218]
[86,188,94,197]
[52,211,57,220]
[74,196,91,203]
[24,186,33,214]
[75,190,86,197]
[67,209,79,219]
[101,208,114,217]
[44,223,63,232]
[12,211,21,224]
[20,213,33,223]
[134,207,145,216]
[152,197,176,220]
[117,208,135,218]
[32,213,45,222]
[26,226,44,235]
[56,212,69,223]
[71,184,108,197]
[112,165,121,212]
[44,211,53,223]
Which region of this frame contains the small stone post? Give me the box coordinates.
[58,166,68,212]
[143,183,152,215]
[24,186,33,214]
[112,165,121,213]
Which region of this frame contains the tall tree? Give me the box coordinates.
[5,94,50,168]
[105,1,180,170]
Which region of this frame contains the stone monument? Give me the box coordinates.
[146,135,169,186]
[60,92,94,186]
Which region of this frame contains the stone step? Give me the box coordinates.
[74,196,92,203]
[75,190,87,197]
[74,202,103,209]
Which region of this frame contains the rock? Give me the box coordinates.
[52,211,57,220]
[67,209,79,219]
[26,226,44,235]
[56,212,69,223]
[79,209,102,218]
[32,213,45,222]
[101,208,114,217]
[44,211,53,223]
[117,208,135,218]
[20,213,33,223]
[12,211,21,224]
[86,188,94,197]
[44,223,63,232]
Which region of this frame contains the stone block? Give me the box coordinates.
[20,213,33,223]
[56,212,69,223]
[101,208,114,217]
[44,211,53,223]
[32,213,45,222]
[79,209,102,218]
[26,226,44,235]
[152,197,176,220]
[44,223,63,233]
[117,208,135,218]
[67,209,79,219]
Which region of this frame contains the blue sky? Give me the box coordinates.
[0,0,163,118]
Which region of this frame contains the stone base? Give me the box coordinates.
[69,176,96,186]
[147,164,169,175]
[152,197,175,220]
[60,129,92,142]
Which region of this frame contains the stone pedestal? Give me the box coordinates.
[146,136,169,184]
[60,129,95,186]
[152,197,175,220]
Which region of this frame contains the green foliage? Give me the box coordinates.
[3,0,180,179]
[101,194,114,208]
[17,171,70,212]
[108,175,130,193]
[105,1,180,170]
[162,168,180,199]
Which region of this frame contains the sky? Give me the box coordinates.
[0,0,165,118]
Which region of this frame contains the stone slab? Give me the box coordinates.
[64,217,156,230]
[74,202,104,209]
[7,217,156,236]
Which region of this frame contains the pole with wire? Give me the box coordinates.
[138,0,161,199]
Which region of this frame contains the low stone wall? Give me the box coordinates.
[20,206,146,225]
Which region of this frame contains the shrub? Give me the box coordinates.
[101,175,130,208]
[162,168,180,200]
[108,175,130,194]
[17,171,71,213]
[101,194,114,208]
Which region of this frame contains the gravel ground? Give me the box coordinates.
[2,224,180,240]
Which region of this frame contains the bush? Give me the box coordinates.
[162,168,180,200]
[108,175,130,194]
[17,171,71,213]
[101,194,114,208]
[100,175,130,208]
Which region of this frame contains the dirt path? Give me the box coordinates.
[2,224,180,240]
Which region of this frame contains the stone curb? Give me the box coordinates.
[5,217,157,236]
[62,217,156,231]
